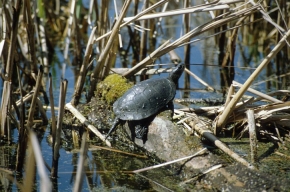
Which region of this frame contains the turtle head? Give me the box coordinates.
[169,63,185,84]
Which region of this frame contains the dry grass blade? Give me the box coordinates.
[123,5,261,78]
[233,81,282,103]
[123,2,229,22]
[93,0,169,44]
[132,148,207,173]
[88,145,147,158]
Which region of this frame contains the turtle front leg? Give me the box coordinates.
[105,117,120,140]
[168,101,174,118]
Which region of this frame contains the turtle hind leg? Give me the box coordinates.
[105,117,120,140]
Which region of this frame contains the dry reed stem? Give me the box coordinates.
[51,80,68,178]
[23,136,35,192]
[23,0,37,74]
[1,0,22,135]
[139,0,149,62]
[63,0,76,61]
[186,113,255,169]
[233,81,283,103]
[88,0,132,101]
[246,110,258,164]
[224,84,234,108]
[123,3,230,21]
[71,26,97,106]
[30,131,52,192]
[65,102,112,147]
[194,125,255,169]
[215,29,290,134]
[93,0,169,44]
[73,132,88,192]
[27,65,44,128]
[185,68,215,91]
[111,66,180,76]
[123,5,260,78]
[123,39,171,77]
[49,73,56,144]
[36,98,48,125]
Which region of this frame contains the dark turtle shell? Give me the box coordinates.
[105,63,184,140]
[113,78,176,120]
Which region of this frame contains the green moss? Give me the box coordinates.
[95,74,133,105]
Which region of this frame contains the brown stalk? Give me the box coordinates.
[23,0,37,75]
[71,26,97,106]
[49,73,56,144]
[51,80,68,178]
[26,65,44,128]
[1,0,22,135]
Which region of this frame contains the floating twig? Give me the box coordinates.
[65,102,112,147]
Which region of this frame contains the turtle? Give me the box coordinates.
[105,63,185,140]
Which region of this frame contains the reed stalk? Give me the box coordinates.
[27,65,44,128]
[1,0,22,135]
[51,80,68,178]
[73,132,88,192]
[214,29,290,134]
[123,5,260,78]
[71,26,97,106]
[88,0,132,102]
[49,74,56,143]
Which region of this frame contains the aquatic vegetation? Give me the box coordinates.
[96,74,133,105]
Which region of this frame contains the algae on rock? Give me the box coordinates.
[95,74,133,105]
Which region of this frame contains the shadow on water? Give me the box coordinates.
[0,0,290,191]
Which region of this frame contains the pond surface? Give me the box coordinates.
[1,0,289,191]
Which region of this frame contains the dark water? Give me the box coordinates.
[1,1,289,191]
